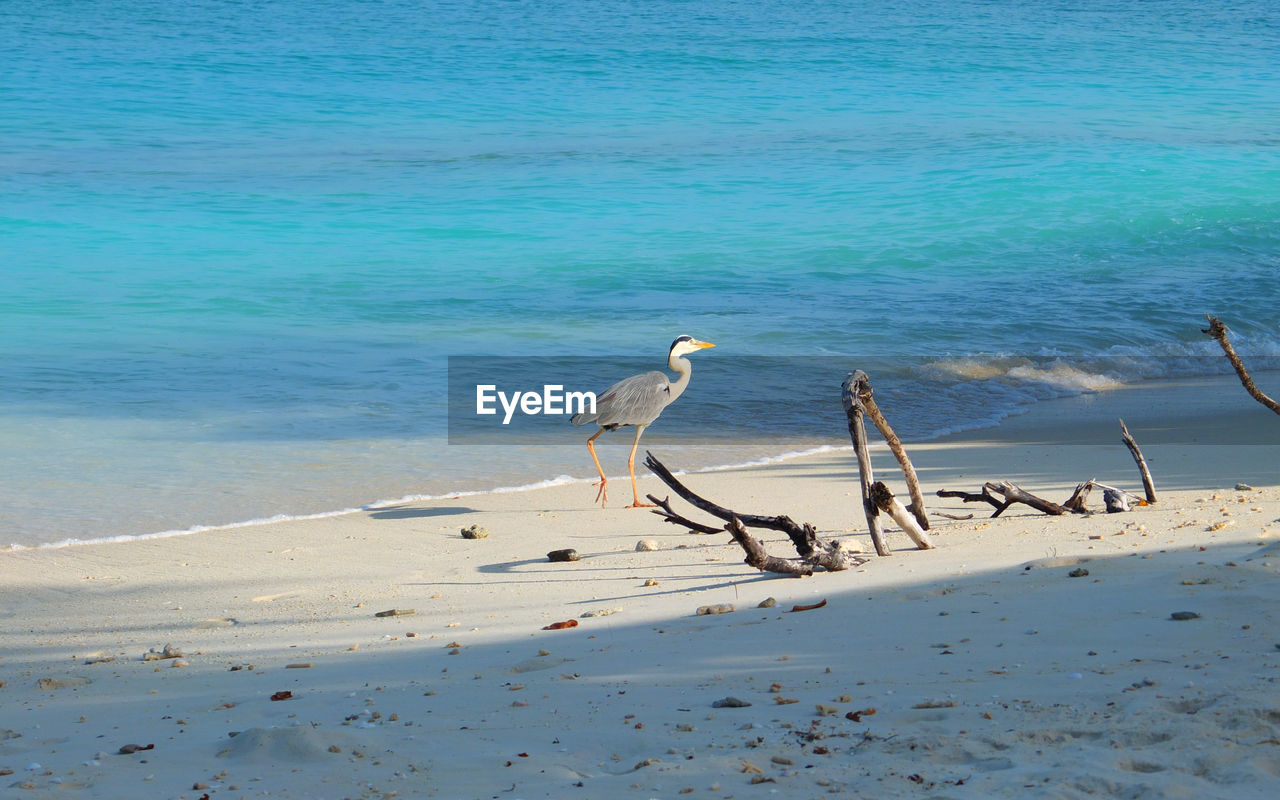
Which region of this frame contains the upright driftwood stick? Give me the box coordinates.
[870,482,933,550]
[842,373,889,556]
[1118,418,1157,504]
[846,372,929,529]
[1203,315,1280,415]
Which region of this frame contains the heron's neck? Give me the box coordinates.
[666,353,693,403]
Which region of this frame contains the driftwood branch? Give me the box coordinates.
[841,373,889,556]
[1062,481,1094,514]
[846,372,929,529]
[644,452,857,573]
[725,518,818,576]
[870,482,933,550]
[985,481,1068,515]
[1118,418,1157,504]
[643,451,818,555]
[1203,315,1280,415]
[724,517,859,575]
[647,495,725,535]
[940,478,1147,517]
[936,487,1013,517]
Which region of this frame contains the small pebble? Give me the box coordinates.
[1170,611,1201,621]
[711,696,751,708]
[547,548,580,562]
[757,597,777,609]
[460,524,489,539]
[635,540,659,552]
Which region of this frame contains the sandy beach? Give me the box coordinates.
[2,373,1278,799]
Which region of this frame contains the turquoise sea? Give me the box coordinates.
[3,0,1279,547]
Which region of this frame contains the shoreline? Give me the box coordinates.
[1,371,1277,797]
[15,370,1275,552]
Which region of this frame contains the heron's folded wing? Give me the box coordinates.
[592,371,672,427]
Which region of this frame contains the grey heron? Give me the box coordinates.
[571,335,716,507]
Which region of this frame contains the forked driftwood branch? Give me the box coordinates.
[844,372,930,529]
[644,452,859,575]
[1203,315,1280,415]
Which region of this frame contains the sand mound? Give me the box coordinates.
[218,725,360,763]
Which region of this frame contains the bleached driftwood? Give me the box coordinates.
[870,482,933,550]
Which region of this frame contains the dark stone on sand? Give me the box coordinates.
[460,524,489,539]
[1068,568,1090,578]
[547,548,580,562]
[1170,611,1201,621]
[712,696,752,708]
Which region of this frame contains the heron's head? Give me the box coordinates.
[669,335,716,357]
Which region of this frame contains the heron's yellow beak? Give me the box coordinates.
[696,340,716,349]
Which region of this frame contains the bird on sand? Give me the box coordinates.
[571,335,715,508]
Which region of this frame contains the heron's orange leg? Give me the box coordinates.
[586,428,608,506]
[625,425,655,509]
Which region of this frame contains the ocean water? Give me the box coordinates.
[3,0,1278,547]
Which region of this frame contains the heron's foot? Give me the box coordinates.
[625,501,656,509]
[592,479,608,506]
